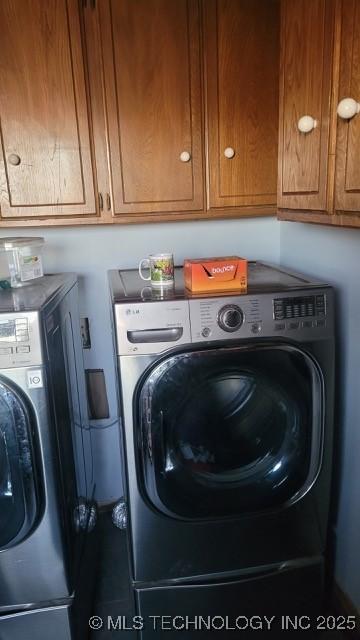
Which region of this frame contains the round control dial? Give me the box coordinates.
[217,304,244,332]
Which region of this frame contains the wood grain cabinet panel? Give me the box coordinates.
[204,0,280,211]
[335,0,360,215]
[0,0,97,221]
[0,0,284,227]
[278,0,336,214]
[100,0,204,216]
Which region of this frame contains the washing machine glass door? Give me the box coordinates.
[138,344,323,519]
[0,377,39,548]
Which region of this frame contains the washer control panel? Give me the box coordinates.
[0,312,42,367]
[189,289,332,343]
[114,288,333,354]
[190,296,260,341]
[273,294,326,321]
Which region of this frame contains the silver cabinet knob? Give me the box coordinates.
[179,151,191,162]
[8,154,21,166]
[297,115,318,133]
[224,147,235,159]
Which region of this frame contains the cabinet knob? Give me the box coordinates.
[297,115,318,133]
[179,151,191,163]
[8,154,21,166]
[224,147,235,159]
[337,97,360,120]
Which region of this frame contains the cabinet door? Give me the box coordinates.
[204,0,279,212]
[0,0,97,220]
[335,0,360,215]
[278,0,335,213]
[101,0,203,216]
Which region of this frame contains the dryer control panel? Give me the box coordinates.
[0,312,43,368]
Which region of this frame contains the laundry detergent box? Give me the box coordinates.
[184,256,247,293]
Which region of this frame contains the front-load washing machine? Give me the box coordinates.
[0,274,96,640]
[109,262,335,637]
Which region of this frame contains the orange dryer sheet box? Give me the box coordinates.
[184,256,248,293]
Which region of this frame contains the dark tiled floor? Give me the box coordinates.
[91,511,135,638]
[90,512,352,638]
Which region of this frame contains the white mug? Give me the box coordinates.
[138,253,174,287]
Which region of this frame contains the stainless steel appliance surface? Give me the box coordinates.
[0,274,96,640]
[109,262,335,637]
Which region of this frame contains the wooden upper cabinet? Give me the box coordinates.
[278,0,336,213]
[335,0,360,215]
[99,0,204,216]
[0,0,97,221]
[0,0,285,226]
[204,0,280,212]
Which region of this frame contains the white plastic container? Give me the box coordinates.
[0,237,44,288]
